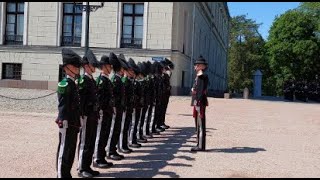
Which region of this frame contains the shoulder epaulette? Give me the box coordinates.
[76,75,85,89]
[111,74,116,83]
[96,76,103,86]
[121,76,128,83]
[57,78,69,94]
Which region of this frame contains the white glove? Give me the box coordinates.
[62,120,68,129]
[193,100,197,106]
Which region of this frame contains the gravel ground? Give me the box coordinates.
[0,88,57,113]
[0,88,319,178]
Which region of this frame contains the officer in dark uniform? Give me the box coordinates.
[92,55,114,169]
[107,53,126,161]
[77,49,100,178]
[128,59,144,148]
[191,56,209,152]
[118,54,135,154]
[56,48,81,178]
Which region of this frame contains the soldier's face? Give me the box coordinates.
[128,69,135,78]
[101,64,112,74]
[85,64,95,74]
[64,65,80,77]
[119,67,125,76]
[106,65,112,73]
[195,64,207,72]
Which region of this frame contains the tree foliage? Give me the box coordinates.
[298,2,320,37]
[228,15,269,94]
[266,10,320,95]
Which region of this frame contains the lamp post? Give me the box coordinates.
[76,2,104,54]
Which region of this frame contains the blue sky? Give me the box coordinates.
[227,2,301,40]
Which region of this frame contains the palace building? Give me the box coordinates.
[0,2,230,96]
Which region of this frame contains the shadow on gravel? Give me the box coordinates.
[99,127,195,178]
[205,147,266,153]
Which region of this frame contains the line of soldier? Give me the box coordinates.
[283,76,320,102]
[55,48,174,178]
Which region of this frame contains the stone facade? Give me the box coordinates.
[0,2,230,96]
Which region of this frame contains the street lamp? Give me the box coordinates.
[76,2,104,54]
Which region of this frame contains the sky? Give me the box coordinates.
[227,2,301,40]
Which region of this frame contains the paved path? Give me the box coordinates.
[0,96,319,178]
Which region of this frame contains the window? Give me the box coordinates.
[121,3,144,49]
[5,2,24,45]
[2,63,22,80]
[61,3,82,46]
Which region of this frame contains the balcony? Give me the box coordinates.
[61,36,81,47]
[4,35,23,45]
[120,38,142,49]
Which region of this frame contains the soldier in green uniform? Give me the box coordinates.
[117,54,135,154]
[158,58,174,130]
[107,53,126,161]
[92,55,114,169]
[77,49,100,178]
[129,61,145,148]
[143,61,157,138]
[135,62,148,143]
[55,48,81,178]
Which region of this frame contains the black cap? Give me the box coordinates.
[137,62,146,76]
[128,58,139,74]
[194,55,208,65]
[109,52,121,72]
[61,48,81,68]
[150,61,156,74]
[81,49,100,68]
[153,61,162,74]
[99,55,110,66]
[143,61,149,75]
[119,58,128,70]
[146,61,152,75]
[117,54,128,70]
[164,58,174,70]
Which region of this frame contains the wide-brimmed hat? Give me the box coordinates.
[194,56,208,65]
[164,58,174,70]
[81,49,100,68]
[109,52,121,72]
[137,62,146,76]
[99,55,110,66]
[153,61,163,74]
[117,54,128,70]
[128,58,139,74]
[61,48,81,68]
[145,61,152,75]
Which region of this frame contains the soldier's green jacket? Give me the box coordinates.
[56,77,80,127]
[96,74,115,111]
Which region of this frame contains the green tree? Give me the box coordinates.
[298,2,320,37]
[266,10,320,95]
[228,15,270,94]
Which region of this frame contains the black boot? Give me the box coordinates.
[93,159,113,168]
